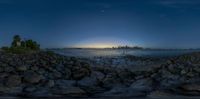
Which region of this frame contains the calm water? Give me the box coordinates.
[52,49,200,57]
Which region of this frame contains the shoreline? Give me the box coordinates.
[0,51,199,98]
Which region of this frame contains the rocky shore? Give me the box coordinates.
[0,51,200,98]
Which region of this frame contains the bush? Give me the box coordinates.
[1,46,10,51]
[25,40,40,50]
[2,47,36,54]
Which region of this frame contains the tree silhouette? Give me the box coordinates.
[11,35,21,47]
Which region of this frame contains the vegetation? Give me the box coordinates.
[1,35,40,54]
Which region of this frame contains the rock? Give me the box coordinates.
[4,66,14,72]
[147,91,174,98]
[181,70,187,75]
[47,80,55,88]
[23,86,37,92]
[16,65,27,71]
[0,86,23,95]
[78,74,97,87]
[63,68,71,79]
[51,87,86,96]
[6,75,22,87]
[37,68,46,75]
[55,80,75,88]
[30,66,39,71]
[72,68,90,81]
[93,71,105,80]
[0,67,4,72]
[186,72,195,77]
[53,70,62,78]
[181,84,200,92]
[24,72,42,84]
[130,78,154,92]
[102,74,119,88]
[100,85,146,97]
[27,88,52,97]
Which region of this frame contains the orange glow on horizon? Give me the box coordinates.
[73,43,118,48]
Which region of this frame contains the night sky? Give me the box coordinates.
[1,0,200,48]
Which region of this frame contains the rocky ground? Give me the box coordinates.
[0,51,199,98]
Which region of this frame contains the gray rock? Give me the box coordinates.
[181,84,200,92]
[147,91,174,98]
[51,86,86,96]
[47,80,55,88]
[0,86,23,95]
[78,76,97,87]
[37,68,46,75]
[28,88,52,97]
[24,86,37,92]
[24,72,42,84]
[30,66,39,71]
[93,71,105,80]
[72,68,90,80]
[100,85,146,97]
[63,68,71,79]
[55,80,75,88]
[130,78,153,92]
[4,66,14,72]
[16,65,28,71]
[53,70,62,78]
[6,75,22,87]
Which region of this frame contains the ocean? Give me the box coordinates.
[52,49,200,58]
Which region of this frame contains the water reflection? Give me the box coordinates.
[52,49,200,58]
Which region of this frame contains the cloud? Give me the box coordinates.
[155,0,200,8]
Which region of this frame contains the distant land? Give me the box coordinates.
[47,45,200,51]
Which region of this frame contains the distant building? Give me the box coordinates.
[16,41,21,47]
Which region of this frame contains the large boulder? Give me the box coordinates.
[24,71,43,84]
[130,78,154,92]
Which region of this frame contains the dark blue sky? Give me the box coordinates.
[1,0,200,48]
